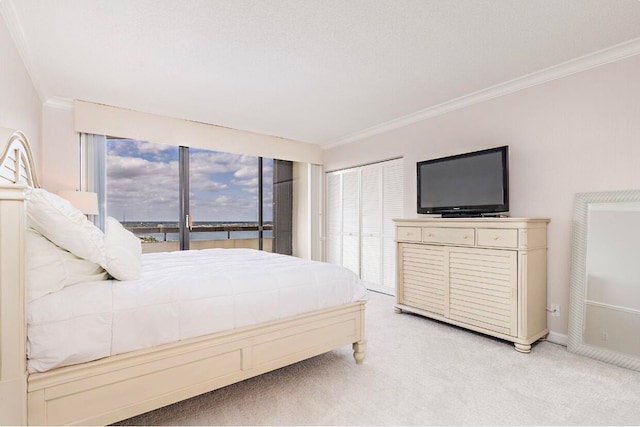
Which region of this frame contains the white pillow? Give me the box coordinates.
[26,228,108,302]
[26,188,106,267]
[104,216,142,281]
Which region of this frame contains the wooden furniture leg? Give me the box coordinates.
[352,340,367,364]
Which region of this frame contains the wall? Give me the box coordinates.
[41,105,76,192]
[0,15,41,170]
[323,54,640,340]
[292,162,310,259]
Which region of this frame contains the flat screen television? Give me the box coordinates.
[417,146,509,217]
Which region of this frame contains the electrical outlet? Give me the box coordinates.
[601,332,609,341]
[550,304,560,317]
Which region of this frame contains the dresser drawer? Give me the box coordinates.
[422,227,475,245]
[397,226,422,242]
[477,228,518,248]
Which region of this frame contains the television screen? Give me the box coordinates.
[417,146,508,216]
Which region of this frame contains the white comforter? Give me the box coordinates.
[27,248,367,373]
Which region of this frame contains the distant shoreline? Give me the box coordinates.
[122,221,274,227]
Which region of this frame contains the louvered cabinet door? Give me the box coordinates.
[399,243,446,316]
[448,247,518,336]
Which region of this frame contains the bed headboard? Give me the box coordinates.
[0,127,34,425]
[0,127,39,188]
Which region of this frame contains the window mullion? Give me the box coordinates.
[179,146,190,250]
[258,157,263,250]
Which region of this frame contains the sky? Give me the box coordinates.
[106,139,273,223]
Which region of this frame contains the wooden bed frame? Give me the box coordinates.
[0,128,367,426]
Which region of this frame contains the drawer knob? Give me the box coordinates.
[463,235,469,239]
[493,236,500,240]
[427,233,433,237]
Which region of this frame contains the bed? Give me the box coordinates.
[0,128,367,426]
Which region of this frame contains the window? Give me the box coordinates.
[106,139,180,233]
[105,138,290,253]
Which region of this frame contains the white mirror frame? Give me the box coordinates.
[568,189,640,371]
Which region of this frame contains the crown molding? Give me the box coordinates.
[43,97,73,110]
[322,37,640,149]
[0,0,47,102]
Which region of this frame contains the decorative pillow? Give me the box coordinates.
[26,228,108,302]
[26,188,106,267]
[104,216,142,281]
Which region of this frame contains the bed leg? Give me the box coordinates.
[352,340,367,365]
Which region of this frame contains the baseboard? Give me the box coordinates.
[546,331,568,346]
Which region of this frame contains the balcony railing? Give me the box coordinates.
[126,224,274,253]
[127,224,274,241]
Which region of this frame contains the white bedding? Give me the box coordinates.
[27,248,367,373]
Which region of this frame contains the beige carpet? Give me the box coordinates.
[116,291,640,425]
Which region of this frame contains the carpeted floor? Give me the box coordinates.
[115,291,640,425]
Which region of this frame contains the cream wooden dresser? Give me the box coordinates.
[393,217,550,352]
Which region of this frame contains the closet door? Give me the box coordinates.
[326,172,342,266]
[362,159,403,295]
[325,159,403,295]
[360,165,382,289]
[380,159,404,295]
[341,170,360,275]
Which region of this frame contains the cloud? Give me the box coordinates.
[234,166,256,179]
[135,140,175,154]
[106,152,180,221]
[196,181,228,192]
[214,195,231,204]
[106,139,277,222]
[233,177,259,187]
[190,151,257,173]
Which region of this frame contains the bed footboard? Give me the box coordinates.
[27,301,366,426]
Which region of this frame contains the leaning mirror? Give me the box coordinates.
[568,190,640,371]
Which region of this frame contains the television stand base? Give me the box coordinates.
[441,212,482,218]
[441,213,507,218]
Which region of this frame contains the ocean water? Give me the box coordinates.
[137,230,273,242]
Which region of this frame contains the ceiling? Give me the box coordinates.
[3,0,640,147]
